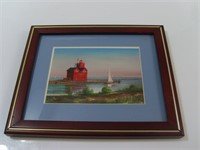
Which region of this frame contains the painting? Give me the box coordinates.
[45,47,144,104]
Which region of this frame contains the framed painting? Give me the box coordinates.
[4,25,184,138]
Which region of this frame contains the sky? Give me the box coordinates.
[49,47,143,78]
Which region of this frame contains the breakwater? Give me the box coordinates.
[49,79,120,85]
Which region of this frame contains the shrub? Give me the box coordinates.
[66,86,73,95]
[101,86,112,94]
[121,85,142,93]
[81,86,94,95]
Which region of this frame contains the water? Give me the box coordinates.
[47,77,143,95]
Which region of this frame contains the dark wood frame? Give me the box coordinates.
[4,25,184,138]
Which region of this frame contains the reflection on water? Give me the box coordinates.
[47,77,143,94]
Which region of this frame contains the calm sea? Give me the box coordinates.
[47,77,143,94]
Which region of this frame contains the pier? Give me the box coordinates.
[49,79,120,85]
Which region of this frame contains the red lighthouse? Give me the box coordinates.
[66,59,88,81]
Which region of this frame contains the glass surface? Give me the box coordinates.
[24,34,167,122]
[45,47,144,104]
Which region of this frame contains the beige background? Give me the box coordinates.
[0,0,199,150]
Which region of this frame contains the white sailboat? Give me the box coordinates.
[107,69,113,84]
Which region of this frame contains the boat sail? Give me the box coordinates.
[107,69,113,84]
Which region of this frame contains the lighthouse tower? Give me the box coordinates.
[66,59,88,81]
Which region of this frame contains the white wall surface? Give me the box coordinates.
[0,0,199,150]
